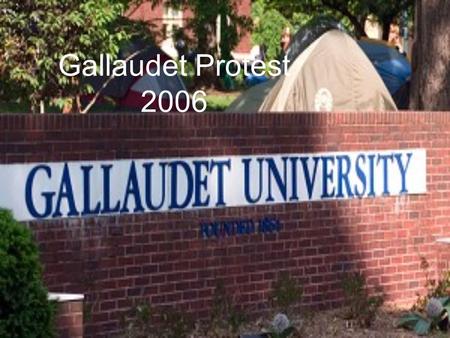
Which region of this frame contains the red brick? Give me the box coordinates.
[2,112,450,337]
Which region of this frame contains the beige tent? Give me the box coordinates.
[227,29,397,113]
[226,79,277,113]
[260,30,396,112]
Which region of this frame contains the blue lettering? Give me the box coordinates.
[101,164,120,214]
[300,157,320,199]
[169,161,193,209]
[25,165,55,219]
[354,155,367,197]
[223,221,234,236]
[321,156,336,198]
[211,160,231,207]
[243,158,264,203]
[289,158,299,201]
[200,223,211,239]
[81,165,101,216]
[266,157,288,202]
[121,161,144,213]
[211,222,220,237]
[394,153,412,193]
[237,220,246,235]
[367,155,376,197]
[336,155,354,198]
[258,217,282,233]
[246,219,256,234]
[53,164,79,217]
[143,162,166,210]
[377,154,394,195]
[192,161,210,207]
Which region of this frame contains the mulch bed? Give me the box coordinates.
[299,307,419,338]
[237,306,446,338]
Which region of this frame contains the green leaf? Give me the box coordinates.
[0,0,145,112]
[281,326,295,337]
[397,312,422,330]
[414,318,432,336]
[440,297,450,307]
[0,209,55,336]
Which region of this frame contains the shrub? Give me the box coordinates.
[340,272,384,328]
[0,209,55,337]
[252,0,293,60]
[269,273,303,315]
[414,256,450,311]
[205,280,246,336]
[119,300,194,338]
[120,300,153,338]
[159,307,193,338]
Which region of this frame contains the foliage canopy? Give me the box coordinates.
[0,0,153,113]
[251,0,293,60]
[265,0,414,39]
[0,209,55,337]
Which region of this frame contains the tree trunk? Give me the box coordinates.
[352,19,368,39]
[381,18,392,41]
[410,0,450,110]
[327,4,367,39]
[39,100,45,114]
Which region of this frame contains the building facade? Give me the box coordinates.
[126,0,252,56]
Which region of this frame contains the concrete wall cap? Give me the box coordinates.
[48,293,84,302]
[436,238,450,244]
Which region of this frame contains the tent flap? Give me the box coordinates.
[259,30,397,112]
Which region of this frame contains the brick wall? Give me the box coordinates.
[234,0,252,53]
[52,295,84,338]
[0,112,449,337]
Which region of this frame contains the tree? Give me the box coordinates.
[252,0,293,60]
[410,0,450,110]
[153,0,250,89]
[266,0,413,40]
[366,0,414,40]
[161,0,250,58]
[0,0,151,113]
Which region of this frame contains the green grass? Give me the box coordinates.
[205,93,240,112]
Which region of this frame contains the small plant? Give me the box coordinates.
[414,257,450,312]
[120,300,153,338]
[398,297,450,335]
[205,280,247,337]
[120,301,193,338]
[159,307,193,338]
[269,313,295,338]
[269,273,303,315]
[340,272,384,328]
